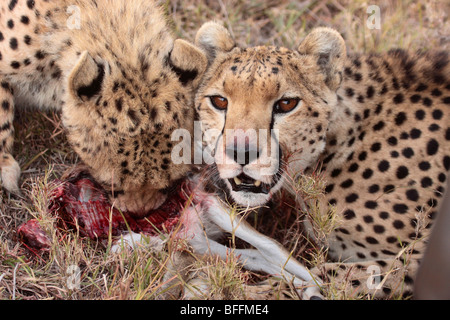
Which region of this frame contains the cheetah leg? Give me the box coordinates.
[196,197,323,299]
[311,253,421,299]
[0,80,20,194]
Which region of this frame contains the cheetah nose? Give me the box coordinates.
[224,131,262,166]
[226,144,260,166]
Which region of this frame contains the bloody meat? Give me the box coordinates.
[18,167,189,251]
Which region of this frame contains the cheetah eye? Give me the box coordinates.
[209,95,228,111]
[274,98,300,114]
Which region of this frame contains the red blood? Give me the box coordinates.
[19,168,190,251]
[17,219,52,251]
[50,173,186,239]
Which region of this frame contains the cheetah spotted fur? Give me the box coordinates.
[194,22,450,298]
[0,0,207,215]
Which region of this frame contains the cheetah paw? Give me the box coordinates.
[0,155,21,195]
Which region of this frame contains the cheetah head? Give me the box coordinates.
[63,39,207,217]
[195,22,346,207]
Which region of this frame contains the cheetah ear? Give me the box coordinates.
[169,39,208,88]
[195,21,235,64]
[297,27,346,91]
[68,51,105,102]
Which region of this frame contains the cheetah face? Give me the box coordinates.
[195,23,346,207]
[63,40,207,216]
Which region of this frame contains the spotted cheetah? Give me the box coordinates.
[193,22,450,298]
[0,0,207,215]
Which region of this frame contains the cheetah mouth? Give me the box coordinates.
[228,173,270,194]
[226,146,284,195]
[228,167,283,195]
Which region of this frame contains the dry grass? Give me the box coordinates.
[1,0,449,300]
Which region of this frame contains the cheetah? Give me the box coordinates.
[0,0,207,215]
[193,22,450,298]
